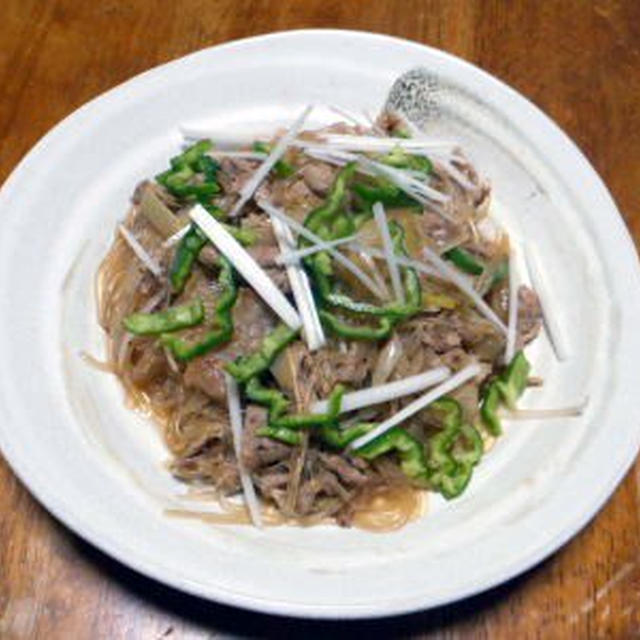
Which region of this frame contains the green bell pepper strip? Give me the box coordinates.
[273,385,344,430]
[320,421,374,449]
[252,141,295,178]
[453,424,484,467]
[302,163,358,239]
[425,397,484,499]
[480,351,531,435]
[245,376,291,421]
[255,426,302,446]
[225,324,299,383]
[169,222,256,295]
[432,467,473,500]
[224,224,257,246]
[248,376,343,428]
[156,140,220,201]
[318,310,396,340]
[309,222,421,340]
[495,350,530,410]
[352,181,421,210]
[443,247,485,276]
[170,139,213,170]
[195,155,220,182]
[480,382,503,436]
[355,427,430,485]
[490,259,509,287]
[123,298,204,335]
[169,226,208,294]
[377,147,433,174]
[249,379,344,444]
[161,256,238,360]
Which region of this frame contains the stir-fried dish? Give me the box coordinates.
[97,107,546,529]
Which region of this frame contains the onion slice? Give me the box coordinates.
[163,223,191,248]
[190,205,301,330]
[350,363,482,450]
[117,224,163,278]
[312,366,450,415]
[372,334,404,385]
[225,373,263,528]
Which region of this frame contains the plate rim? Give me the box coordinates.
[1,28,639,619]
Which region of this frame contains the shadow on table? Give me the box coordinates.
[70,529,540,639]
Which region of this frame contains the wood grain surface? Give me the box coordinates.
[1,1,640,638]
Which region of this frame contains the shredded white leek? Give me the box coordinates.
[190,205,301,330]
[327,104,368,127]
[300,144,451,211]
[208,150,266,160]
[225,373,263,528]
[433,156,478,192]
[255,199,385,300]
[348,243,440,279]
[420,244,508,334]
[268,212,326,350]
[350,363,482,450]
[524,245,569,361]
[118,224,163,278]
[162,223,191,248]
[397,119,478,192]
[358,155,451,207]
[228,105,313,218]
[312,366,450,415]
[504,246,519,364]
[373,202,404,303]
[275,235,357,265]
[317,134,458,154]
[352,246,392,299]
[504,398,588,420]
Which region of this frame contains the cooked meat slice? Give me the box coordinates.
[183,352,227,403]
[301,161,336,195]
[242,212,277,246]
[130,342,168,386]
[296,471,350,515]
[256,470,290,493]
[313,341,376,397]
[402,316,462,353]
[229,288,277,355]
[218,157,258,195]
[417,211,462,249]
[319,453,369,487]
[518,285,543,345]
[242,405,291,471]
[489,284,542,347]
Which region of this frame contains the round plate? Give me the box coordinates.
[1,30,639,619]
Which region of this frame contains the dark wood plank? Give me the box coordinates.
[1,1,639,637]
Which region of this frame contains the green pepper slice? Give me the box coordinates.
[161,256,237,360]
[225,324,299,383]
[443,247,485,276]
[123,298,204,335]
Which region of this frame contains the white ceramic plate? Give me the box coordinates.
[1,30,639,619]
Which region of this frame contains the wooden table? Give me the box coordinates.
[2,1,639,637]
